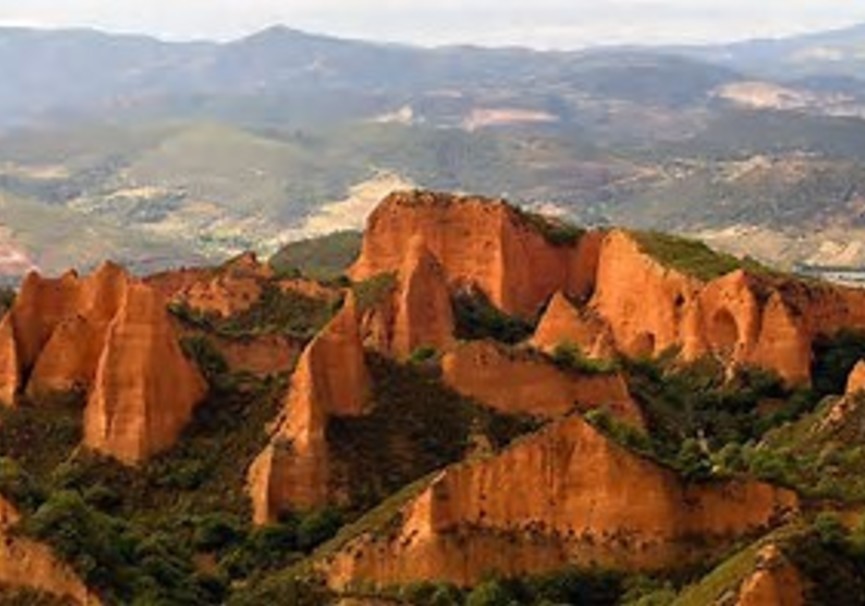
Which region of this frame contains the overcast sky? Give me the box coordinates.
[1,1,865,49]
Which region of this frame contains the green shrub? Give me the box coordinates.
[193,513,244,552]
[632,231,768,281]
[465,580,515,606]
[0,457,44,512]
[353,272,397,312]
[551,342,617,375]
[812,329,865,397]
[180,335,229,381]
[297,508,343,552]
[409,346,439,365]
[453,290,534,345]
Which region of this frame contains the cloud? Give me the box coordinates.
[1,0,865,48]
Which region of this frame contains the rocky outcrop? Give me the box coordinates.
[358,238,455,359]
[212,334,302,377]
[441,340,643,428]
[0,264,207,464]
[532,291,615,359]
[577,229,865,385]
[147,252,276,319]
[0,497,100,605]
[84,283,208,464]
[349,191,600,318]
[349,192,865,385]
[249,293,371,523]
[847,361,865,395]
[736,545,804,606]
[321,416,797,589]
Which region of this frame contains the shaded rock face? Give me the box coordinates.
[0,264,207,464]
[0,497,101,605]
[249,293,371,523]
[349,191,598,318]
[736,545,804,606]
[321,416,798,589]
[441,340,643,428]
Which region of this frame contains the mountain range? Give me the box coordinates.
[2,23,865,276]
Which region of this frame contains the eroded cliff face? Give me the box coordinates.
[847,361,865,395]
[441,340,642,428]
[547,228,865,385]
[0,497,101,605]
[146,252,275,318]
[0,264,207,464]
[84,283,208,464]
[349,191,598,318]
[249,293,371,523]
[321,415,797,589]
[350,192,865,385]
[357,237,455,360]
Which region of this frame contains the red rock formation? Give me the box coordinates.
[0,315,19,406]
[441,340,643,428]
[736,545,804,606]
[148,252,273,319]
[349,191,599,318]
[212,334,301,377]
[249,293,371,523]
[532,291,615,360]
[0,263,207,463]
[83,283,208,464]
[358,238,455,359]
[321,416,797,589]
[847,361,865,395]
[0,497,101,605]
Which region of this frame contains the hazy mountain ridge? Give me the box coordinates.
[2,23,865,276]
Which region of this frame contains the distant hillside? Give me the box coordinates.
[2,24,865,276]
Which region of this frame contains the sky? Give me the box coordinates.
[1,1,865,49]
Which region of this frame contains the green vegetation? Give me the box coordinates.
[811,329,865,397]
[0,588,73,606]
[0,362,367,603]
[676,518,865,606]
[550,341,618,375]
[453,290,535,345]
[632,231,772,281]
[0,288,14,315]
[514,207,585,247]
[270,231,363,281]
[170,283,338,341]
[327,354,540,512]
[745,392,865,502]
[618,356,816,479]
[352,272,397,312]
[343,567,679,606]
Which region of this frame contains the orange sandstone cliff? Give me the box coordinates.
[441,340,642,428]
[0,264,206,464]
[351,192,865,386]
[84,283,208,464]
[248,293,371,523]
[0,497,100,605]
[320,415,797,588]
[349,191,600,318]
[357,237,455,359]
